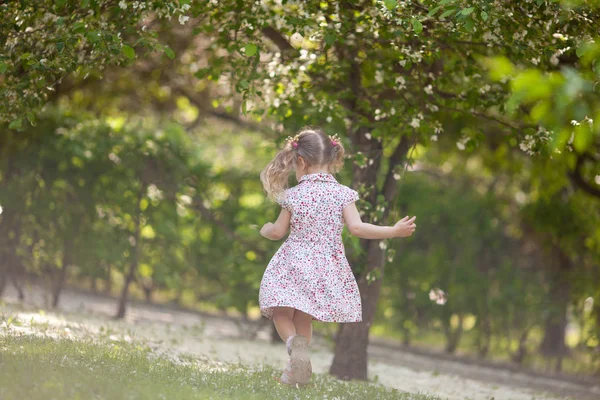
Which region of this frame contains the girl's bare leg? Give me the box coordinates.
[272,307,296,343]
[292,309,313,344]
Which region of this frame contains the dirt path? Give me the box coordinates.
[1,284,598,400]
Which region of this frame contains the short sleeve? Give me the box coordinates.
[341,187,359,209]
[276,189,293,212]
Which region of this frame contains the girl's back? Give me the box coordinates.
[281,173,358,245]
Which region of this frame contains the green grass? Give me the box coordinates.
[0,334,443,400]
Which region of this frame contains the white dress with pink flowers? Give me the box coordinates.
[259,173,362,323]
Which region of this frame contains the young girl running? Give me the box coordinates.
[259,127,416,385]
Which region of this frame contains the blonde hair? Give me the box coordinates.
[260,127,346,200]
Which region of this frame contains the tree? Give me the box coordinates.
[191,0,600,379]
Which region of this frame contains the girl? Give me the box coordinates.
[259,127,416,385]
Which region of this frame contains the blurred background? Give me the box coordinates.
[1,0,599,382]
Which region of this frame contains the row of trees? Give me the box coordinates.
[0,108,278,319]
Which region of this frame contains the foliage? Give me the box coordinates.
[0,0,189,126]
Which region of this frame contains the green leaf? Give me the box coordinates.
[461,7,475,16]
[26,112,36,127]
[325,33,336,46]
[73,22,86,34]
[244,43,258,57]
[164,46,175,60]
[56,42,65,52]
[440,9,456,18]
[411,19,423,34]
[9,118,22,130]
[0,62,7,74]
[482,56,514,81]
[384,0,397,10]
[464,18,475,32]
[428,6,441,17]
[480,11,488,21]
[122,45,136,60]
[85,31,100,43]
[239,80,249,90]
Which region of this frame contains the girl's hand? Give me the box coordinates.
[260,222,274,238]
[393,216,416,237]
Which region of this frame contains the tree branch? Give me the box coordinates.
[261,26,295,53]
[436,103,533,132]
[568,154,600,199]
[382,135,412,207]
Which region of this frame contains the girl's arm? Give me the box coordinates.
[343,203,416,239]
[260,209,291,240]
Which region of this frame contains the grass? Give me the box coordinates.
[0,334,443,400]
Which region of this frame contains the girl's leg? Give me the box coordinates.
[272,307,296,343]
[292,310,313,344]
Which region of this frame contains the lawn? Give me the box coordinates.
[0,334,443,400]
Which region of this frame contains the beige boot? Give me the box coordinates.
[279,359,295,385]
[288,335,312,385]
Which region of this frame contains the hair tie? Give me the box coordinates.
[329,133,340,147]
[286,134,301,150]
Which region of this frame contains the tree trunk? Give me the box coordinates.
[329,239,385,380]
[0,263,7,298]
[539,246,571,373]
[443,313,464,354]
[329,132,411,380]
[477,314,491,358]
[539,248,570,372]
[52,238,73,308]
[116,191,144,319]
[11,275,24,300]
[104,264,112,295]
[511,328,530,364]
[90,277,98,293]
[143,283,153,303]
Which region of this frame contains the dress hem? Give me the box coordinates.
[260,303,362,323]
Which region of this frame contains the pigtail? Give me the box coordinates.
[328,134,345,173]
[260,144,297,201]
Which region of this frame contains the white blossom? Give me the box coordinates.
[395,76,406,90]
[456,137,469,151]
[409,118,420,128]
[119,0,127,9]
[147,184,164,201]
[424,85,433,95]
[571,120,580,126]
[552,32,567,41]
[178,15,190,25]
[429,288,447,305]
[430,135,438,142]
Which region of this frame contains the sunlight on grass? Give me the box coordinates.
[0,335,444,400]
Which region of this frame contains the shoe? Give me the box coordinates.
[288,335,312,384]
[278,359,295,385]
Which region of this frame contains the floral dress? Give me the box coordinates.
[259,173,362,323]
